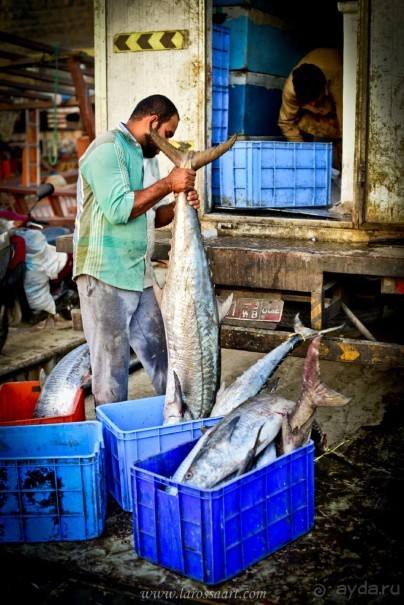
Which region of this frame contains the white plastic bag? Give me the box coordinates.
[16,229,68,314]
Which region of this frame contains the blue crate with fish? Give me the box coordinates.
[218,140,332,208]
[0,421,106,543]
[95,396,222,512]
[131,438,315,584]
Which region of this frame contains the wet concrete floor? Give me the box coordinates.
[0,318,403,604]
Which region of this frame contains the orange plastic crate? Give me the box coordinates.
[0,381,85,426]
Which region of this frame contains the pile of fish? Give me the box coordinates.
[150,126,351,488]
[173,336,351,489]
[33,342,91,418]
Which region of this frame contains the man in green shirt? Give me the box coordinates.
[73,94,199,406]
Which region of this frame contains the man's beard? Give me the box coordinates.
[141,134,159,158]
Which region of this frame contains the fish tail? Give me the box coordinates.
[301,336,352,408]
[149,126,237,169]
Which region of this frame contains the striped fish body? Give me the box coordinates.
[33,343,91,418]
[162,192,220,423]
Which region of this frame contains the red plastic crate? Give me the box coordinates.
[0,381,85,426]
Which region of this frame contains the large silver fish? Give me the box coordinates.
[210,314,342,417]
[33,342,91,418]
[171,377,279,485]
[280,336,352,455]
[179,336,351,490]
[149,128,236,424]
[178,392,296,489]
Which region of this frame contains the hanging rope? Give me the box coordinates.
[48,46,60,166]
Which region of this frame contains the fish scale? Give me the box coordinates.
[33,343,91,418]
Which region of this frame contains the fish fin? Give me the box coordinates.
[300,337,352,408]
[217,293,233,323]
[238,424,268,474]
[293,313,345,339]
[149,127,185,167]
[226,416,241,441]
[39,368,47,389]
[260,376,280,395]
[214,381,226,404]
[190,135,237,170]
[152,280,163,309]
[163,371,184,424]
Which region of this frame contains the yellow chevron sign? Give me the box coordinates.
[114,30,188,53]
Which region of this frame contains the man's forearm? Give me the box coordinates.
[130,177,172,219]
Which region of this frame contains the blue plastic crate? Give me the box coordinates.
[214,6,309,77]
[131,438,315,584]
[212,84,229,145]
[218,140,332,208]
[96,396,222,512]
[229,71,285,136]
[0,421,106,543]
[212,24,230,88]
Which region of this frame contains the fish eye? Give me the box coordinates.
[185,471,193,480]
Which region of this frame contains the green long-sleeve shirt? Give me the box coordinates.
[73,125,148,291]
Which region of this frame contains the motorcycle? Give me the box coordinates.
[0,183,78,353]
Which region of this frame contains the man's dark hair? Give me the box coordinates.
[129,94,179,127]
[292,63,326,105]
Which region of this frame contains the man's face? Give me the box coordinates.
[308,91,324,108]
[142,114,179,158]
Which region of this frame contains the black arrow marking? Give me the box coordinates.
[160,32,176,49]
[114,35,130,51]
[137,33,153,50]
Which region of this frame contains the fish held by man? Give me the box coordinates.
[149,127,236,425]
[210,314,343,418]
[33,342,91,418]
[178,336,351,490]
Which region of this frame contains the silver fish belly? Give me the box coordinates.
[162,193,220,423]
[33,343,91,418]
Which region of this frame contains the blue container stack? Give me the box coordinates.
[212,23,230,202]
[96,396,222,512]
[131,438,315,584]
[219,140,332,208]
[0,421,106,542]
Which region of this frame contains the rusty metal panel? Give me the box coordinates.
[220,325,404,368]
[365,0,404,224]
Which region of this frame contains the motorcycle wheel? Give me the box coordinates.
[0,303,9,353]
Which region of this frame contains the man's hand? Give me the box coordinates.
[186,189,200,209]
[167,167,196,193]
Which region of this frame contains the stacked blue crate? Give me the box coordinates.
[218,140,332,208]
[212,23,230,203]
